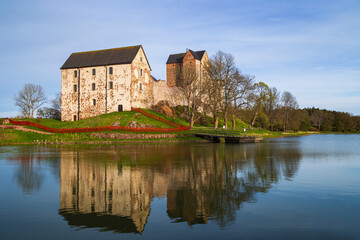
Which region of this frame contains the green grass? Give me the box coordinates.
[0,129,201,144]
[12,111,173,129]
[142,109,190,127]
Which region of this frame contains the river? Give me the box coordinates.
[0,134,359,239]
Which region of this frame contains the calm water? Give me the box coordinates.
[0,135,359,240]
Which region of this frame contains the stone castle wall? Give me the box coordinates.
[61,49,153,121]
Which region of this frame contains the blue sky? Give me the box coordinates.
[1,0,359,117]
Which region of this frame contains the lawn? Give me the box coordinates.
[11,111,174,129]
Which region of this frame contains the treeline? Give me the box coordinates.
[176,50,359,132]
[239,107,360,132]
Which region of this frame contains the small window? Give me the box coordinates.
[109,81,113,89]
[93,99,96,105]
[109,67,113,75]
[92,69,96,75]
[73,84,77,92]
[139,82,142,91]
[140,57,142,62]
[92,83,95,90]
[74,70,77,78]
[140,69,143,76]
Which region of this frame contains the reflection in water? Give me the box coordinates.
[6,146,60,194]
[56,142,301,233]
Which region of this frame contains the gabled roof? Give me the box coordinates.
[166,50,206,64]
[60,45,151,70]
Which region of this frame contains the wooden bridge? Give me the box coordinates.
[194,129,263,144]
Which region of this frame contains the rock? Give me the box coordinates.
[128,121,141,128]
[127,121,156,128]
[154,101,174,117]
[2,119,9,124]
[112,121,120,126]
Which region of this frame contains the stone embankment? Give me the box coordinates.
[90,133,186,139]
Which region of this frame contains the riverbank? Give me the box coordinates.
[0,128,322,145]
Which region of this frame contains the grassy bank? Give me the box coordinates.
[10,111,174,129]
[1,110,326,145]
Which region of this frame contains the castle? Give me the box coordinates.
[60,45,208,121]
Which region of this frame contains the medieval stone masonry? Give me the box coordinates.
[61,45,208,121]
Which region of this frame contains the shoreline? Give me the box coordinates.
[1,131,359,146]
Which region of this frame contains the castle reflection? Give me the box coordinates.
[3,143,301,234]
[56,142,301,233]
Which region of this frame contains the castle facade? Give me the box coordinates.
[60,45,208,121]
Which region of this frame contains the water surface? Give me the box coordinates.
[0,134,359,239]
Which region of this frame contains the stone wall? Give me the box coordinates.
[166,62,180,87]
[153,80,186,107]
[90,133,184,139]
[130,47,153,109]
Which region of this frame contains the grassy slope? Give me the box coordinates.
[12,111,173,129]
[2,109,314,144]
[142,109,190,127]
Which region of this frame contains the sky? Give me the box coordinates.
[0,0,359,117]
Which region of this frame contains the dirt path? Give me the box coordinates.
[0,125,53,135]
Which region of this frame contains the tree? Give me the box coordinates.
[38,92,61,120]
[14,84,47,118]
[310,109,326,130]
[203,62,223,129]
[205,51,244,129]
[248,82,269,129]
[281,91,298,132]
[265,87,281,131]
[229,73,255,130]
[176,64,206,128]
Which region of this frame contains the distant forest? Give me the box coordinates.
[240,107,360,133]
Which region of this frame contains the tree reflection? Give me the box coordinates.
[6,146,60,194]
[14,159,44,194]
[56,141,301,232]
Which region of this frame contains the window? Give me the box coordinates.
[92,68,96,75]
[140,69,143,76]
[91,204,95,213]
[139,82,142,91]
[109,67,113,75]
[73,84,77,92]
[140,57,142,62]
[92,83,95,90]
[109,81,113,89]
[93,99,96,106]
[74,70,77,78]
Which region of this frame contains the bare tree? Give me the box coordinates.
[176,65,205,128]
[206,51,239,129]
[281,91,298,132]
[265,87,281,131]
[230,73,255,129]
[37,92,61,120]
[310,109,326,130]
[14,84,47,118]
[248,82,269,129]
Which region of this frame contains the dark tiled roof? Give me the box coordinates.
[166,53,186,64]
[166,50,206,64]
[61,45,142,69]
